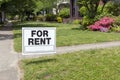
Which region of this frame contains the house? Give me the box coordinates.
[53,0,69,14]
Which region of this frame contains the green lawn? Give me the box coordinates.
[21,47,120,80]
[13,21,120,52]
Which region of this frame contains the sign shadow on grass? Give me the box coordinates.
[25,58,56,65]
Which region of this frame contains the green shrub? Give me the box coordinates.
[72,19,81,24]
[79,6,88,16]
[45,14,57,21]
[113,16,120,26]
[109,16,120,32]
[7,15,14,20]
[94,13,113,21]
[90,4,113,22]
[82,16,94,28]
[59,8,70,18]
[34,15,45,21]
[112,26,120,32]
[97,5,102,14]
[57,17,62,23]
[105,1,120,16]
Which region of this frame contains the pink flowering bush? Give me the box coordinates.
[89,17,114,32]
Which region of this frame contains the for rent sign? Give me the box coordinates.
[22,27,56,55]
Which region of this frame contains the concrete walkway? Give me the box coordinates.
[22,41,120,59]
[57,41,120,54]
[0,23,19,80]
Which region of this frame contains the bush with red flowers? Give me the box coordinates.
[89,17,114,32]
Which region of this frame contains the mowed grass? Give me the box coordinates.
[13,21,120,52]
[21,47,120,80]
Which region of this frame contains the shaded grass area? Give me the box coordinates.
[13,21,120,52]
[21,47,120,80]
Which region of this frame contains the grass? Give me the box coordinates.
[13,21,120,52]
[21,47,120,80]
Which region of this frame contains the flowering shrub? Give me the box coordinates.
[100,17,114,26]
[89,17,114,32]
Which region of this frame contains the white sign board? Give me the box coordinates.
[22,27,56,55]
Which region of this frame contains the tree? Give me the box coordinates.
[40,0,58,14]
[0,0,59,22]
[78,0,110,18]
[33,1,43,15]
[8,0,58,21]
[10,0,37,21]
[0,0,10,23]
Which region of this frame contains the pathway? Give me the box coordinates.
[22,41,120,59]
[0,22,19,80]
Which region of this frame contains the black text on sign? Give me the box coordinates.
[28,30,51,45]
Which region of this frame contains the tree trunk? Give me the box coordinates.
[1,11,6,23]
[0,13,2,23]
